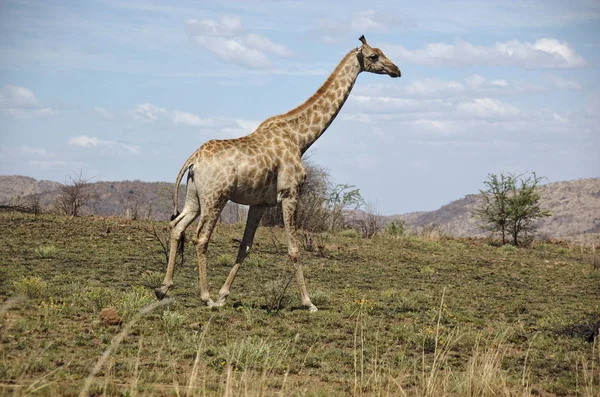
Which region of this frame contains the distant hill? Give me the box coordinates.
[1,175,598,241]
[393,178,600,242]
[0,176,245,223]
[0,175,62,204]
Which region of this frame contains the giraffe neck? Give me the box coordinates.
[257,50,362,154]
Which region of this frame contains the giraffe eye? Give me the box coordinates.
[369,54,378,61]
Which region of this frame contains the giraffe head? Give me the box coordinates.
[357,35,401,78]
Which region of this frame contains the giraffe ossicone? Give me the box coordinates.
[155,35,401,311]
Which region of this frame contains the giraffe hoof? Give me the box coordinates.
[308,304,318,312]
[204,299,217,308]
[154,287,168,301]
[212,300,227,307]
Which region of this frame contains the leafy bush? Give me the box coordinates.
[35,245,57,258]
[216,254,234,267]
[80,286,117,312]
[13,276,48,298]
[160,309,187,333]
[116,286,155,321]
[385,219,406,237]
[223,337,285,371]
[339,229,360,238]
[139,271,164,288]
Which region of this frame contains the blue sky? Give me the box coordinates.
[0,0,598,214]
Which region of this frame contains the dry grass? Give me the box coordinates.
[1,212,599,395]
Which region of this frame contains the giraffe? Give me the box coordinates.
[155,35,401,311]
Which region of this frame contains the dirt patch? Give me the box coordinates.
[100,307,121,326]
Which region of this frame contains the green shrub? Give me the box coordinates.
[339,229,360,238]
[35,245,57,258]
[116,286,155,320]
[499,244,518,253]
[139,271,164,288]
[160,309,187,333]
[309,289,330,307]
[216,254,234,267]
[13,276,48,298]
[223,337,285,371]
[385,220,406,237]
[80,286,117,312]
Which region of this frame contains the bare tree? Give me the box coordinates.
[0,193,41,215]
[347,202,383,238]
[262,160,331,232]
[327,184,364,231]
[54,171,95,217]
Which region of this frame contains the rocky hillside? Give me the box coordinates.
[1,175,598,241]
[0,176,245,223]
[394,178,600,242]
[0,175,62,204]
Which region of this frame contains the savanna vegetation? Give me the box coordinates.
[1,211,599,396]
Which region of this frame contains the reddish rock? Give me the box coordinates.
[100,307,121,325]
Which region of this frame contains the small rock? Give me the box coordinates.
[100,307,121,326]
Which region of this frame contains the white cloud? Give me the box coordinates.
[387,38,586,68]
[28,160,69,169]
[186,16,292,69]
[0,85,39,107]
[193,36,272,69]
[131,103,259,136]
[122,144,141,155]
[347,95,523,122]
[315,9,413,43]
[456,98,521,118]
[132,103,166,122]
[68,135,140,155]
[244,34,293,57]
[186,16,243,37]
[544,74,582,90]
[354,74,575,100]
[69,135,106,147]
[406,79,465,97]
[350,10,386,32]
[218,119,260,138]
[93,106,114,119]
[3,107,55,119]
[0,84,55,119]
[172,111,213,127]
[21,146,53,158]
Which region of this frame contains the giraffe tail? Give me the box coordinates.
[172,160,194,259]
[172,158,194,220]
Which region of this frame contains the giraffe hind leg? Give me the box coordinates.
[194,196,228,307]
[155,182,200,300]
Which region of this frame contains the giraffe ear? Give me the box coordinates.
[358,35,367,45]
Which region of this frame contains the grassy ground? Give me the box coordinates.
[1,212,599,396]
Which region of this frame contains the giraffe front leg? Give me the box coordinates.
[194,235,215,307]
[215,205,266,306]
[281,194,317,312]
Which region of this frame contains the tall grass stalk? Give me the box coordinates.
[129,337,143,397]
[79,298,172,397]
[0,295,26,317]
[186,317,213,397]
[577,336,599,397]
[353,300,366,395]
[421,288,452,397]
